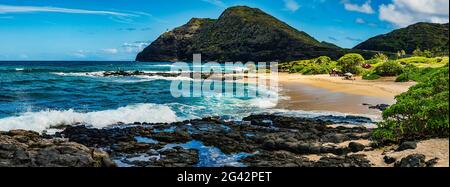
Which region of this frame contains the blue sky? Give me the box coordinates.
[0,0,448,61]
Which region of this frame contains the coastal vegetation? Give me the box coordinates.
[282,52,449,80]
[281,56,337,75]
[373,61,404,76]
[373,64,449,142]
[282,52,449,144]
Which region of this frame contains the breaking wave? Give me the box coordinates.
[0,103,179,132]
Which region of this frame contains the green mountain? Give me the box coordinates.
[354,22,449,54]
[136,6,349,62]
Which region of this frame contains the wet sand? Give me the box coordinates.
[275,79,393,115]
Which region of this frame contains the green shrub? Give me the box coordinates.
[374,61,404,76]
[314,56,332,64]
[395,64,445,82]
[395,64,419,82]
[287,56,336,75]
[362,71,381,80]
[395,73,410,82]
[291,64,304,73]
[374,66,449,141]
[372,128,397,142]
[337,53,365,75]
[365,59,382,65]
[413,49,434,58]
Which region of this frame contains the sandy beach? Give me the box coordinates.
[223,72,416,115]
[276,73,415,99]
[274,73,416,115]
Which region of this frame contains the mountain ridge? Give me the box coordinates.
[354,22,449,54]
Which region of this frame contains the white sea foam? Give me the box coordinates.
[248,98,278,109]
[134,75,193,81]
[145,64,174,67]
[52,71,193,81]
[52,71,105,77]
[15,68,24,71]
[0,103,178,132]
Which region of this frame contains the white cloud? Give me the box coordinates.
[356,18,365,24]
[201,0,226,8]
[284,0,301,12]
[0,4,133,17]
[379,0,449,27]
[343,0,374,14]
[102,48,119,54]
[122,41,151,53]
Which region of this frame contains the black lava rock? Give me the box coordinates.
[396,141,417,152]
[394,154,426,167]
[348,142,365,153]
[368,104,390,111]
[425,158,440,167]
[383,156,396,164]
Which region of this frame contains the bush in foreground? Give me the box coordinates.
[373,65,449,142]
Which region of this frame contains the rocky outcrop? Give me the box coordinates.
[0,130,115,167]
[2,114,445,167]
[55,114,374,167]
[136,6,374,63]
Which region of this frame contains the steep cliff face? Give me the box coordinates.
[354,22,449,54]
[136,6,345,62]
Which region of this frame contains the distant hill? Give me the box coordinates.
[354,22,449,54]
[136,6,351,62]
[321,41,341,49]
